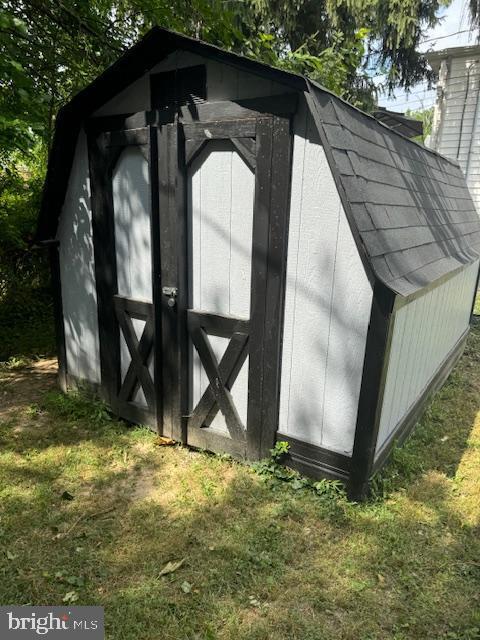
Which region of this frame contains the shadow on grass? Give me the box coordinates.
[0,322,479,639]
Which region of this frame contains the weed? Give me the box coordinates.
[0,355,31,370]
[40,390,112,428]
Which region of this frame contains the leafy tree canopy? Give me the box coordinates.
[0,0,474,162]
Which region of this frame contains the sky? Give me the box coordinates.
[377,0,477,112]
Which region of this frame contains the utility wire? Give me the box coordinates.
[421,28,473,44]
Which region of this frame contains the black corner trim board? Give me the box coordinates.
[349,282,396,500]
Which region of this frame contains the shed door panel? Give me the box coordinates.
[113,146,154,409]
[160,114,293,460]
[88,125,159,429]
[188,140,255,432]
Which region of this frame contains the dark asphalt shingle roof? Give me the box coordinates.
[308,84,480,296]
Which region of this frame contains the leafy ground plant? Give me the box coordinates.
[0,315,479,640]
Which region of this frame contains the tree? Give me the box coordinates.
[245,0,453,105]
[0,0,249,159]
[0,0,458,159]
[405,106,434,143]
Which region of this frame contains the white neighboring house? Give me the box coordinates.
[428,45,480,212]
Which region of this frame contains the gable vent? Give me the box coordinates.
[150,65,207,112]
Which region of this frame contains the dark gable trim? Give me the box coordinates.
[372,328,469,473]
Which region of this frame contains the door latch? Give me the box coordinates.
[162,286,178,308]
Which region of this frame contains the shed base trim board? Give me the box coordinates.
[372,328,469,474]
[276,433,351,482]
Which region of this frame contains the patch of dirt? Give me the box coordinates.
[129,468,158,501]
[75,460,160,505]
[0,358,58,425]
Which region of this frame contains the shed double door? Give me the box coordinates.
[89,107,292,460]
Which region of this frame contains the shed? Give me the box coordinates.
[36,27,480,498]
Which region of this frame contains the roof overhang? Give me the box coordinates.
[426,44,480,73]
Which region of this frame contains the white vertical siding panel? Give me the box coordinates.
[279,108,333,446]
[377,309,406,445]
[57,130,101,384]
[322,198,374,453]
[278,109,307,439]
[391,298,414,430]
[376,260,479,458]
[229,152,255,316]
[405,295,425,411]
[418,288,434,398]
[279,101,373,455]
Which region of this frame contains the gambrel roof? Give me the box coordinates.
[36,26,480,298]
[308,85,480,296]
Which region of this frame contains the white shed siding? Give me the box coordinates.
[431,52,480,211]
[375,259,479,457]
[94,50,288,116]
[278,101,373,456]
[188,140,255,432]
[56,130,101,384]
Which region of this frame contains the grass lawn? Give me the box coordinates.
[0,318,479,639]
